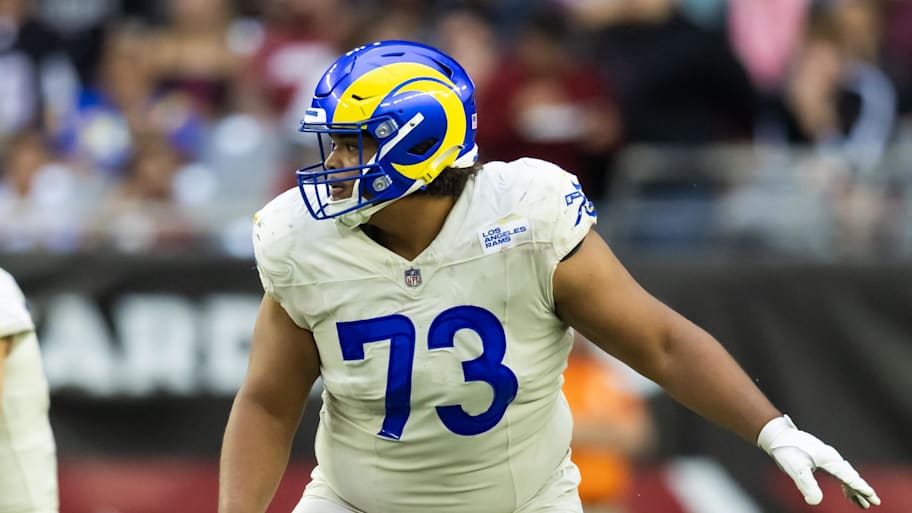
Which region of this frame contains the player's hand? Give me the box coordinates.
[758,415,881,509]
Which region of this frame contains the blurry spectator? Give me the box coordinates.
[433,6,499,99]
[763,3,897,173]
[476,8,622,198]
[830,0,882,63]
[728,0,810,94]
[783,21,848,142]
[0,0,79,143]
[725,2,900,258]
[193,110,285,203]
[118,134,182,202]
[32,0,121,83]
[148,0,245,121]
[0,130,85,252]
[54,21,152,176]
[355,0,429,44]
[234,0,356,197]
[91,133,195,252]
[140,0,259,162]
[570,0,757,144]
[157,0,286,204]
[240,0,350,130]
[564,334,655,513]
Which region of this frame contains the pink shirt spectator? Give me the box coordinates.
[729,0,810,91]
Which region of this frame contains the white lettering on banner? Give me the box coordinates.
[41,294,117,396]
[201,295,261,393]
[39,293,261,396]
[116,295,198,396]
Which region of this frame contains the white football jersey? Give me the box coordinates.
[254,158,597,513]
[0,269,58,513]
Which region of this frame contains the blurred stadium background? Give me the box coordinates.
[1,0,911,512]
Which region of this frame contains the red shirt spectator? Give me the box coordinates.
[475,12,622,199]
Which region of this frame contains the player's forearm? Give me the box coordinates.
[648,314,781,443]
[219,393,304,513]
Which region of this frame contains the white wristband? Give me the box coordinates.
[757,414,797,452]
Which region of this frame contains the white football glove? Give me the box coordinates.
[758,415,881,509]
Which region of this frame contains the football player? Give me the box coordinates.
[219,41,880,513]
[0,268,58,513]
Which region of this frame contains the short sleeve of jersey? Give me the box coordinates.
[520,159,597,260]
[0,269,35,338]
[251,189,310,328]
[253,188,319,329]
[252,209,278,297]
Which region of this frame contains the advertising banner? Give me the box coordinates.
[3,255,910,512]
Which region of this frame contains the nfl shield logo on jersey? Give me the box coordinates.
[404,268,422,287]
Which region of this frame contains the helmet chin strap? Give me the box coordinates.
[335,180,426,229]
[333,143,480,229]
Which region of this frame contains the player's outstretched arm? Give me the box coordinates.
[553,231,880,509]
[219,294,321,513]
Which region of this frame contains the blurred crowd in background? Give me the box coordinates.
[1,0,911,257]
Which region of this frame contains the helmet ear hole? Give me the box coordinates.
[407,137,440,156]
[430,58,454,78]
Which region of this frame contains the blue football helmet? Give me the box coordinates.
[296,40,479,226]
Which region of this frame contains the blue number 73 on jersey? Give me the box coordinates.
[336,305,519,440]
